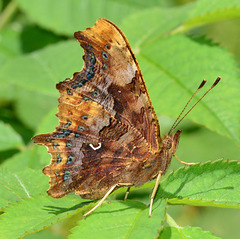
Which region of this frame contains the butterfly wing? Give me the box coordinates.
[73,18,160,152]
[33,18,160,199]
[33,91,150,199]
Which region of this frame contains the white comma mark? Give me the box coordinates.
[89,143,102,150]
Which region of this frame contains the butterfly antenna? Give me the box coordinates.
[169,76,221,135]
[170,79,207,132]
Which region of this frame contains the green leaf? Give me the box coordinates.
[121,1,240,48]
[0,121,23,151]
[19,24,63,53]
[32,107,59,166]
[14,86,57,130]
[0,40,79,97]
[121,5,192,50]
[0,41,80,129]
[173,0,240,34]
[34,107,59,135]
[158,160,240,208]
[0,195,87,239]
[0,168,47,208]
[0,147,42,172]
[138,34,240,142]
[160,226,221,239]
[16,0,162,36]
[69,199,167,239]
[23,230,64,239]
[0,28,23,61]
[175,127,240,166]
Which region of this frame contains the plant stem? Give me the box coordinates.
[166,213,181,228]
[0,1,18,31]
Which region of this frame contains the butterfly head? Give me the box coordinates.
[161,130,182,154]
[157,130,182,174]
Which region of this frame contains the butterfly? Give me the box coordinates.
[32,18,220,217]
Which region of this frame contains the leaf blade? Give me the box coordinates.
[69,199,167,239]
[16,0,162,36]
[158,160,240,208]
[0,121,23,151]
[0,195,87,239]
[160,226,221,239]
[0,168,47,208]
[174,0,240,34]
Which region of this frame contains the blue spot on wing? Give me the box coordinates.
[63,170,70,181]
[67,155,74,164]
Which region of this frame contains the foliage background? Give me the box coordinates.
[0,0,239,238]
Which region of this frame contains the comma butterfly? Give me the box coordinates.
[33,18,220,217]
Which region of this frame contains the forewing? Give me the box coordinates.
[72,18,160,152]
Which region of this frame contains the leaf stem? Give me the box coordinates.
[0,1,18,31]
[166,213,181,228]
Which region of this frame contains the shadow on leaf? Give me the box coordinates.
[91,200,146,216]
[43,201,91,215]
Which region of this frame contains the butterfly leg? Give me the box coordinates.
[174,154,195,166]
[124,187,131,201]
[84,183,133,217]
[83,184,118,217]
[149,171,162,217]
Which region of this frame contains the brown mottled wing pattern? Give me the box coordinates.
[73,18,160,152]
[33,18,160,199]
